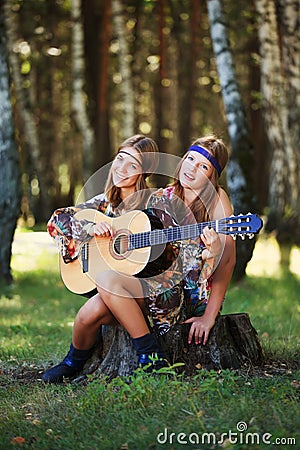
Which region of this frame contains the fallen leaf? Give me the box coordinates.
[11,436,26,446]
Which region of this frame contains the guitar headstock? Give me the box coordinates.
[218,213,263,239]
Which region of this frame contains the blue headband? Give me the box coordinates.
[188,145,222,176]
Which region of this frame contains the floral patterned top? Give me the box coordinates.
[47,193,114,263]
[143,187,213,335]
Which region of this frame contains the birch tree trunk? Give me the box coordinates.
[0,3,21,284]
[3,2,42,201]
[71,0,95,184]
[4,1,62,222]
[206,0,257,280]
[255,0,300,269]
[3,1,40,166]
[111,0,134,138]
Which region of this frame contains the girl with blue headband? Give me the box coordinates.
[145,135,236,346]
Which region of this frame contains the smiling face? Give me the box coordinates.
[179,150,214,192]
[111,147,143,190]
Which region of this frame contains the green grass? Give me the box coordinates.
[0,231,299,449]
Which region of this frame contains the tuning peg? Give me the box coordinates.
[240,234,245,240]
[247,233,254,239]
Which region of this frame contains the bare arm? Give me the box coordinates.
[184,188,236,345]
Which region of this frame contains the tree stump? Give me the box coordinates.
[159,313,264,374]
[83,313,264,379]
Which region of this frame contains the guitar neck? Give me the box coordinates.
[129,220,217,250]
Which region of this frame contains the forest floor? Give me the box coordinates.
[0,230,299,449]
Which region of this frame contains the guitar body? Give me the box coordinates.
[60,209,152,294]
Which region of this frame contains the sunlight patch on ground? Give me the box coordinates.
[12,231,58,273]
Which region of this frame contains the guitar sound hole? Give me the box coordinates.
[113,234,129,256]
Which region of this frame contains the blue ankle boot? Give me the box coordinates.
[42,344,93,384]
[138,352,167,372]
[132,333,167,372]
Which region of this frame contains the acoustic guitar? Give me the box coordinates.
[59,208,263,294]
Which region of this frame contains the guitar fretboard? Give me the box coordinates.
[128,221,218,250]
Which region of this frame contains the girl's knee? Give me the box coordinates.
[96,271,120,296]
[76,296,107,326]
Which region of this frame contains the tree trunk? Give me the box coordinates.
[0,3,21,284]
[111,0,135,139]
[3,1,42,216]
[152,0,173,188]
[172,0,201,153]
[83,313,264,379]
[154,0,168,156]
[206,0,257,281]
[247,4,269,213]
[82,0,112,171]
[71,0,95,184]
[160,313,264,374]
[277,0,300,210]
[255,0,300,269]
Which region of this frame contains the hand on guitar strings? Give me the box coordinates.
[89,221,113,238]
[200,226,222,261]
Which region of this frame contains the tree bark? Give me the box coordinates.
[0,3,21,284]
[83,313,264,378]
[160,313,264,374]
[172,0,201,152]
[153,0,169,155]
[255,0,300,268]
[71,0,95,184]
[111,0,135,139]
[2,1,42,217]
[82,0,112,171]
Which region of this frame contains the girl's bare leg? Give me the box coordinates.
[72,293,117,349]
[96,271,149,338]
[42,272,163,383]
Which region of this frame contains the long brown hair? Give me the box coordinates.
[105,134,159,209]
[172,135,229,223]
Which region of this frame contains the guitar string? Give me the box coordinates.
[75,220,252,252]
[83,221,220,248]
[73,213,255,250]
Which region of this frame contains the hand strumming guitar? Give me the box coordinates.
[88,222,113,237]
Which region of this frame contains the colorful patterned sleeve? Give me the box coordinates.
[47,194,108,263]
[47,207,89,263]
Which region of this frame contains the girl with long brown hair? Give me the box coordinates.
[42,135,164,383]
